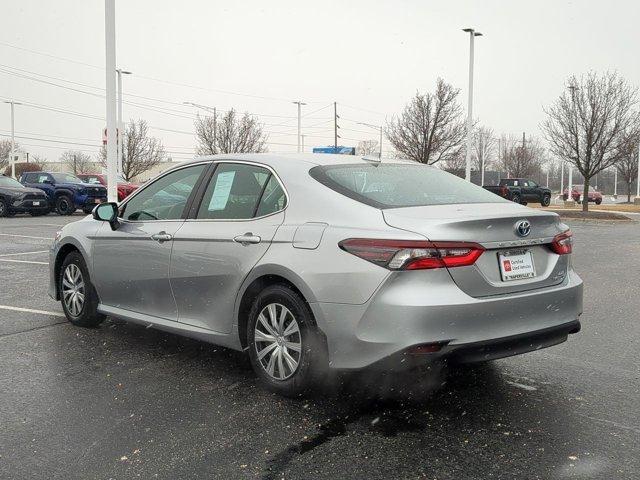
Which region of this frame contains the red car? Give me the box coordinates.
[77,174,139,202]
[562,184,603,205]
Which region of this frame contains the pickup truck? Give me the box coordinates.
[77,173,139,202]
[20,171,107,215]
[483,178,552,206]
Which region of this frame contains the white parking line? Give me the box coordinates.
[0,259,48,265]
[0,233,52,240]
[0,250,48,257]
[0,304,64,317]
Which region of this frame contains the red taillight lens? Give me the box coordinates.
[550,230,573,255]
[338,238,484,270]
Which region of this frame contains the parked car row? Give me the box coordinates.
[0,172,138,217]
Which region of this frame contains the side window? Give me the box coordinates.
[37,174,51,184]
[256,175,287,217]
[196,163,270,220]
[529,181,537,187]
[122,164,206,221]
[22,173,33,183]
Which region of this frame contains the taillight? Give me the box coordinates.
[338,238,484,270]
[550,230,573,255]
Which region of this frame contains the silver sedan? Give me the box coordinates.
[49,154,583,396]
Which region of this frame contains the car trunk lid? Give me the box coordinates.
[382,203,569,297]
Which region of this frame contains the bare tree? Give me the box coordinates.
[0,140,20,170]
[195,109,267,155]
[357,140,379,156]
[616,131,640,202]
[60,150,93,174]
[385,79,466,165]
[100,119,167,181]
[473,126,496,172]
[543,72,639,211]
[498,134,545,179]
[440,148,466,177]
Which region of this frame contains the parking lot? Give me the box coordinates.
[1,214,639,480]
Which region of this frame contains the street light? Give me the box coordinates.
[293,101,306,153]
[3,100,21,178]
[357,122,383,158]
[462,27,482,182]
[567,83,579,205]
[116,68,132,180]
[184,102,217,153]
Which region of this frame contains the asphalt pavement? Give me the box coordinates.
[0,213,638,480]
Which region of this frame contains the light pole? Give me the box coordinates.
[462,27,482,182]
[184,102,217,153]
[116,69,132,180]
[293,101,306,153]
[357,122,383,158]
[560,161,564,197]
[567,83,579,206]
[301,134,305,153]
[3,100,21,178]
[636,140,640,204]
[104,0,118,203]
[613,166,618,199]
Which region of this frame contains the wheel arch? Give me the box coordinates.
[53,239,90,300]
[234,265,318,350]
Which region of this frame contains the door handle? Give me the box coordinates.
[234,233,261,245]
[151,231,173,243]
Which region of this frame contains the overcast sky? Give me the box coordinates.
[1,0,639,163]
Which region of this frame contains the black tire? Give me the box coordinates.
[562,194,568,201]
[541,193,551,207]
[595,198,602,205]
[511,194,521,204]
[0,199,8,217]
[55,195,75,215]
[59,252,105,328]
[247,284,327,397]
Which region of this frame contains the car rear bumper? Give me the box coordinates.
[311,268,583,370]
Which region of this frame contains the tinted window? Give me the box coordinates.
[256,175,287,217]
[196,163,270,220]
[36,174,52,184]
[122,164,205,221]
[310,163,508,208]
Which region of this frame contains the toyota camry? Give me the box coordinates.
[49,154,583,396]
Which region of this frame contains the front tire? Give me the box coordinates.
[59,252,105,328]
[595,198,602,205]
[511,193,521,204]
[0,199,8,217]
[56,195,75,215]
[247,284,327,397]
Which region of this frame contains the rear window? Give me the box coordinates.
[309,163,507,208]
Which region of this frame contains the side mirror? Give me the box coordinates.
[93,202,120,230]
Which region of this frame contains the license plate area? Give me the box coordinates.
[498,249,536,281]
[32,201,40,206]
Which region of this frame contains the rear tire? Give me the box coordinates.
[59,252,105,328]
[55,195,75,216]
[541,193,551,207]
[247,284,327,397]
[595,198,602,205]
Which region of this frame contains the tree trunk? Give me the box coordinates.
[628,183,632,203]
[582,176,590,212]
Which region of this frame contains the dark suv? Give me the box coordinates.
[20,172,107,215]
[0,174,50,217]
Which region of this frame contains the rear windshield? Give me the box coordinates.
[309,163,507,208]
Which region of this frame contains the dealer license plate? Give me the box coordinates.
[498,250,536,281]
[32,201,40,206]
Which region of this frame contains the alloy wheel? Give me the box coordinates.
[62,264,85,317]
[254,303,302,380]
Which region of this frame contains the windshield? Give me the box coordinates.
[310,163,508,208]
[0,176,25,188]
[51,173,83,183]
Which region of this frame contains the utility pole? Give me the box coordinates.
[116,68,132,181]
[560,161,564,196]
[293,101,306,153]
[334,102,339,151]
[104,0,118,203]
[301,134,305,153]
[613,166,618,198]
[462,27,482,182]
[3,100,21,178]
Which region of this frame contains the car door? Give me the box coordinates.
[92,162,209,320]
[24,173,55,198]
[170,161,287,333]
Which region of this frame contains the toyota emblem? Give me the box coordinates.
[515,220,531,237]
